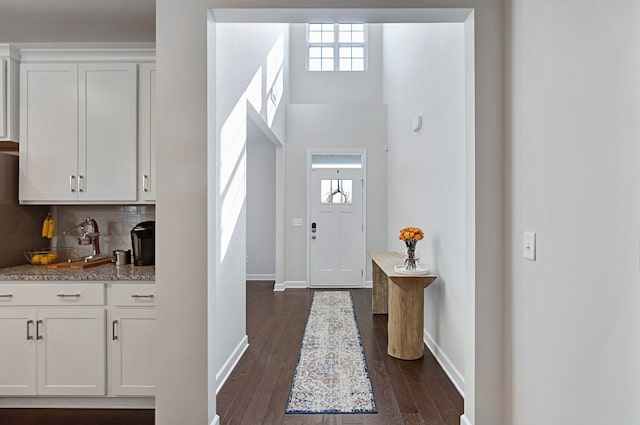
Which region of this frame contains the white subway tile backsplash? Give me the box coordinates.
[52,205,155,259]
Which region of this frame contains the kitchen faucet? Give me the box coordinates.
[63,217,106,262]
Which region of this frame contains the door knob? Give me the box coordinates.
[311,235,316,239]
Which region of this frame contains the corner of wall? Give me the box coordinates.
[424,329,465,397]
[460,414,473,425]
[215,335,249,394]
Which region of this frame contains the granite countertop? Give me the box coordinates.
[0,263,155,282]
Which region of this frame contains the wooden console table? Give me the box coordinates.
[368,251,437,360]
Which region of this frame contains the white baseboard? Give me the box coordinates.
[0,397,154,408]
[210,415,220,425]
[215,334,249,394]
[424,329,465,397]
[273,280,308,291]
[247,274,275,281]
[460,414,473,425]
[274,281,369,291]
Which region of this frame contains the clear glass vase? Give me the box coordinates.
[402,246,420,270]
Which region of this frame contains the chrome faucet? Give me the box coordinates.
[63,217,105,261]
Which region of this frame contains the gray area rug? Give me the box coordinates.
[286,291,377,414]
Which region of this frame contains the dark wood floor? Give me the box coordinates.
[0,282,462,425]
[218,282,463,425]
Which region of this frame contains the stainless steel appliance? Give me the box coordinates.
[63,217,107,262]
[112,249,132,266]
[131,221,155,266]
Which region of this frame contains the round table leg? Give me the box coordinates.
[387,279,425,360]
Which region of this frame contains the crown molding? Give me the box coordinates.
[17,43,155,63]
[0,44,22,61]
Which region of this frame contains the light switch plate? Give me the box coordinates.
[523,232,536,261]
[292,218,303,227]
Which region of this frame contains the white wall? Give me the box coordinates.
[289,23,383,104]
[215,22,289,388]
[507,1,640,424]
[285,104,387,283]
[246,117,276,278]
[383,23,466,393]
[156,2,212,424]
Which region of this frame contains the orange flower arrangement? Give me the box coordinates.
[398,227,424,243]
[399,227,424,270]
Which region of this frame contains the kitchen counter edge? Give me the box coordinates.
[0,264,155,282]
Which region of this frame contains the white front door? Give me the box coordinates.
[309,166,364,286]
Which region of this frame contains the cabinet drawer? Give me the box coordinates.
[0,283,105,306]
[111,284,156,307]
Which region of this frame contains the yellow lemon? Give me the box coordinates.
[31,254,42,264]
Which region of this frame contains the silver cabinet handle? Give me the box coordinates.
[0,293,13,298]
[131,294,154,298]
[27,320,34,340]
[36,320,43,340]
[78,175,84,193]
[112,320,118,341]
[143,174,149,192]
[70,175,76,192]
[57,293,81,298]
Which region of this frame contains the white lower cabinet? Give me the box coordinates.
[0,308,105,396]
[0,281,155,403]
[109,283,156,396]
[110,309,156,396]
[37,308,106,395]
[0,309,37,395]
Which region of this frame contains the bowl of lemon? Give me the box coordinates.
[24,247,74,265]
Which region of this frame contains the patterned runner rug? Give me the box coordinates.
[286,291,377,414]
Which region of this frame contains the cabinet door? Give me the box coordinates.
[138,63,156,202]
[78,63,137,202]
[110,308,156,396]
[0,58,6,139]
[36,308,106,396]
[0,309,37,395]
[19,63,78,202]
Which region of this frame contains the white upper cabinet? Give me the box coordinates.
[78,63,137,202]
[20,62,138,203]
[19,64,79,202]
[0,45,20,142]
[138,63,156,202]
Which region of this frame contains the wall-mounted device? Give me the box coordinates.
[412,115,423,132]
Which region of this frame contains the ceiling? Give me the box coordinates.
[0,0,155,43]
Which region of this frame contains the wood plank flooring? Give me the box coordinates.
[0,282,462,425]
[218,282,463,425]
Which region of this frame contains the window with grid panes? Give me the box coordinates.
[307,23,367,72]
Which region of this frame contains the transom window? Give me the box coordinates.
[307,23,367,72]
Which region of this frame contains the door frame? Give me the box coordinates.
[306,148,367,288]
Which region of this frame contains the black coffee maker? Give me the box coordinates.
[131,221,155,266]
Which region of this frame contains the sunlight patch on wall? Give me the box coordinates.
[246,66,263,114]
[266,34,284,128]
[220,95,247,261]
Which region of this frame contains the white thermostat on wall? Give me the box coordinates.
[523,231,536,261]
[412,115,423,132]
